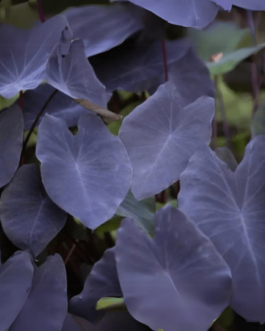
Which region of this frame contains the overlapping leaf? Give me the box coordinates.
[46,38,108,108]
[0,15,70,98]
[178,136,265,323]
[119,80,215,200]
[23,84,89,130]
[0,105,24,188]
[232,0,265,10]
[36,113,132,229]
[63,311,151,331]
[10,254,67,331]
[64,3,144,57]
[115,206,232,331]
[116,190,155,234]
[70,247,122,323]
[91,39,189,93]
[0,251,34,331]
[112,0,219,28]
[0,164,67,256]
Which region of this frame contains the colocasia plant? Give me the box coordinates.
[0,0,265,330]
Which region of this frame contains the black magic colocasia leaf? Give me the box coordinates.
[64,3,144,57]
[10,254,67,331]
[0,15,70,98]
[36,113,132,229]
[232,0,265,10]
[22,84,89,131]
[112,0,219,28]
[0,105,24,188]
[0,164,67,257]
[115,206,232,331]
[0,251,34,331]
[69,247,122,323]
[62,311,151,331]
[119,80,215,200]
[90,39,189,94]
[178,135,265,323]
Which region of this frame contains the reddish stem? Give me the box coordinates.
[162,39,168,82]
[20,89,58,165]
[19,91,23,110]
[37,0,46,23]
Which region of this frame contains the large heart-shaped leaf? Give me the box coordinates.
[91,39,189,93]
[0,15,70,98]
[112,0,219,28]
[23,84,89,131]
[69,247,122,323]
[178,135,265,323]
[64,3,144,57]
[0,251,34,331]
[119,80,215,200]
[0,164,67,257]
[10,254,67,331]
[212,0,232,10]
[36,113,132,229]
[115,206,232,331]
[0,105,24,188]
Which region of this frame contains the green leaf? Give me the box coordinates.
[156,200,178,211]
[1,2,39,28]
[116,190,155,235]
[207,44,265,75]
[188,21,251,61]
[251,100,265,138]
[0,94,19,111]
[95,217,122,234]
[108,101,141,136]
[96,297,124,311]
[215,77,253,131]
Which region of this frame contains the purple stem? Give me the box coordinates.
[37,0,46,23]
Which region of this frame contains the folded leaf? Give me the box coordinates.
[10,254,67,331]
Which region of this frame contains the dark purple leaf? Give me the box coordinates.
[0,15,70,98]
[0,251,34,331]
[119,81,215,200]
[0,105,23,188]
[232,0,265,10]
[178,135,265,323]
[64,3,144,57]
[23,84,89,131]
[115,206,232,331]
[212,0,232,10]
[69,247,122,323]
[63,311,151,331]
[36,114,132,229]
[90,39,189,93]
[0,164,67,257]
[168,48,215,106]
[46,38,108,108]
[112,0,219,28]
[10,254,67,331]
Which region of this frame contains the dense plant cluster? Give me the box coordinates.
[0,0,265,330]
